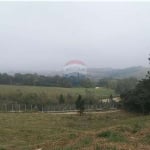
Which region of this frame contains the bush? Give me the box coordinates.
[75,95,85,116]
[97,130,126,142]
[121,78,150,114]
[121,58,150,114]
[142,135,150,144]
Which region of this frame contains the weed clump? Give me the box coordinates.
[95,144,117,150]
[142,135,150,144]
[131,122,145,133]
[97,130,126,142]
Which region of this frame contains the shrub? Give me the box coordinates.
[75,95,85,116]
[97,130,126,142]
[142,135,150,144]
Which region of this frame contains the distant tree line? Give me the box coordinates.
[0,73,139,93]
[0,73,94,88]
[97,77,138,94]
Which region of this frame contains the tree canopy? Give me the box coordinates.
[121,57,150,114]
[75,95,85,116]
[0,73,93,88]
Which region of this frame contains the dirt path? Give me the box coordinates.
[48,109,120,115]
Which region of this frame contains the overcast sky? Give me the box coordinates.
[0,1,150,72]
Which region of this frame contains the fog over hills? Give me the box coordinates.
[4,66,149,81]
[0,2,150,71]
[87,66,149,80]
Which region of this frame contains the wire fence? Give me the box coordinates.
[0,101,119,113]
[50,144,118,150]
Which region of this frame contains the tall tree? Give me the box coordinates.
[59,94,65,104]
[75,95,85,116]
[121,56,150,114]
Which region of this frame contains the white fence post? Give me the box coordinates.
[25,104,26,112]
[31,105,32,112]
[19,104,20,112]
[12,104,14,112]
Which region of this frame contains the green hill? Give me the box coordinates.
[88,66,149,80]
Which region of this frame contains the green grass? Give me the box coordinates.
[0,84,115,97]
[0,84,116,105]
[143,135,150,144]
[97,130,127,142]
[94,145,117,150]
[0,111,149,150]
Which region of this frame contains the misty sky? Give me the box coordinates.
[0,2,150,72]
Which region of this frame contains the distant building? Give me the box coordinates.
[63,60,87,78]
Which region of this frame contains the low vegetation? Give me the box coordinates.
[97,77,138,94]
[0,85,116,106]
[97,130,126,142]
[0,111,149,150]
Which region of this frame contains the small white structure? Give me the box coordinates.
[63,60,87,78]
[95,87,100,89]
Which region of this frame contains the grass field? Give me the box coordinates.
[0,111,150,150]
[0,85,116,103]
[0,85,115,96]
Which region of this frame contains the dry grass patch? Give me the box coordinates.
[0,111,150,150]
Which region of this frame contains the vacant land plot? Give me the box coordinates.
[0,85,115,98]
[0,111,149,150]
[0,85,117,106]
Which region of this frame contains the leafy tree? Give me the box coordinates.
[0,73,94,88]
[115,78,138,94]
[109,94,113,102]
[66,94,74,104]
[80,78,94,88]
[97,78,109,88]
[121,57,150,114]
[59,94,65,104]
[97,77,137,94]
[85,89,97,105]
[75,95,85,116]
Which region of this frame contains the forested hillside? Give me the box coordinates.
[88,66,148,80]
